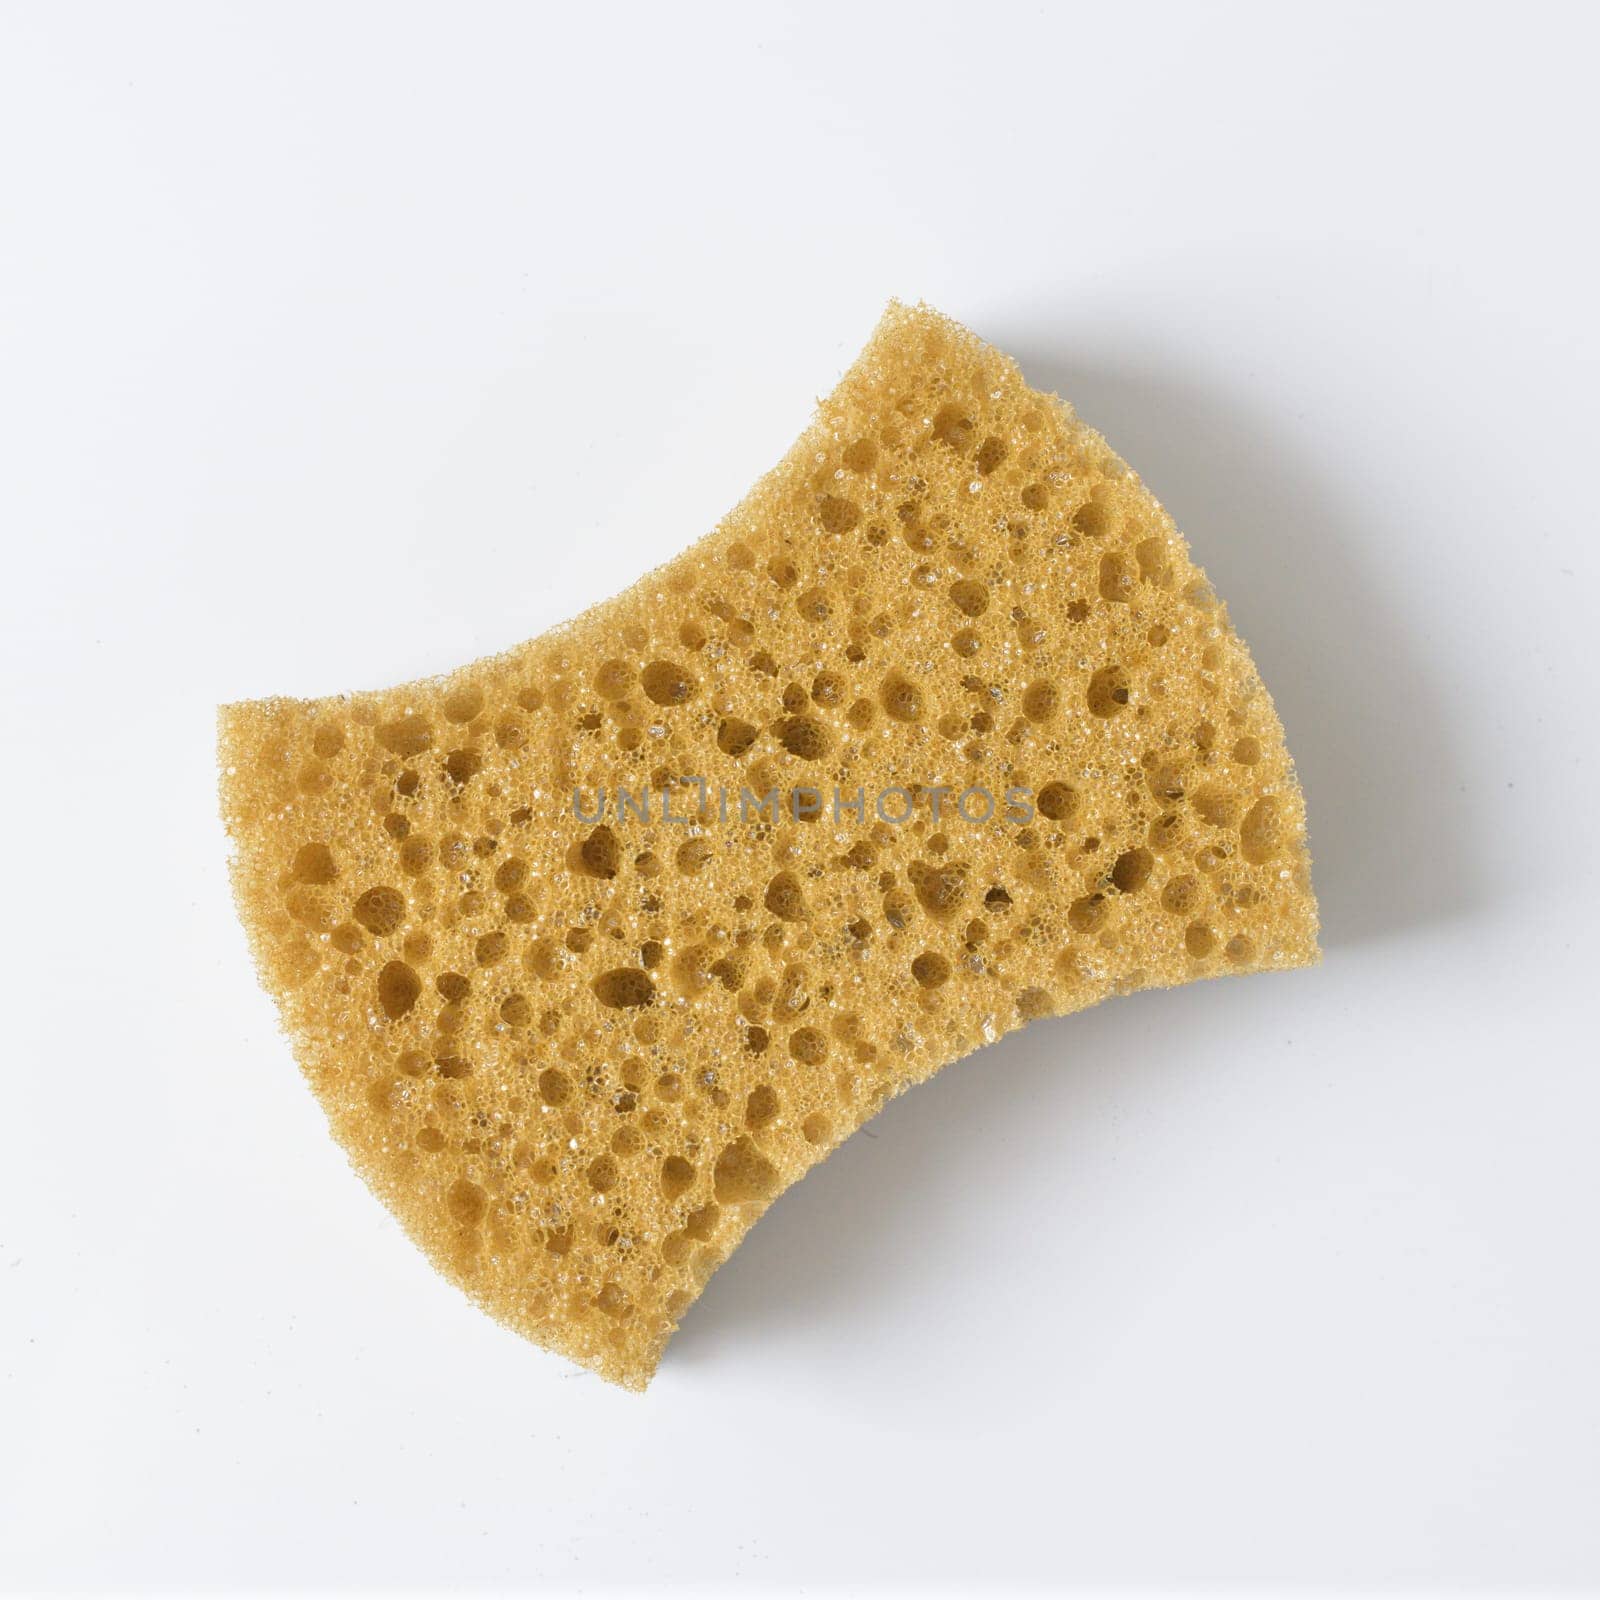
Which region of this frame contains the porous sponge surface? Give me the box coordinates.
[220,304,1318,1389]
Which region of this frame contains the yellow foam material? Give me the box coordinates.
[220,303,1318,1388]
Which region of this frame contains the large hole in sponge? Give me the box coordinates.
[1037,782,1080,823]
[1086,665,1131,718]
[447,1179,487,1226]
[880,670,924,724]
[1073,490,1115,540]
[909,859,968,918]
[776,715,830,761]
[443,685,484,724]
[842,437,876,473]
[592,968,656,1008]
[713,1136,779,1204]
[717,717,758,757]
[818,494,860,534]
[677,837,714,875]
[1240,796,1284,863]
[354,885,405,936]
[661,1155,696,1200]
[641,660,697,706]
[1098,551,1135,603]
[445,748,483,787]
[1021,681,1059,722]
[1068,893,1109,934]
[789,1026,828,1065]
[764,871,807,922]
[576,824,621,879]
[377,960,421,1019]
[1111,848,1154,894]
[949,578,989,618]
[745,1084,779,1129]
[378,714,433,758]
[292,842,339,884]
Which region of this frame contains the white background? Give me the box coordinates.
[2,2,1597,1592]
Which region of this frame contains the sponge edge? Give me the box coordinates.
[220,302,1318,1389]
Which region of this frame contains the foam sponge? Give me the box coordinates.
[220,303,1318,1388]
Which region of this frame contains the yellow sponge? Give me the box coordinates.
[219,303,1318,1388]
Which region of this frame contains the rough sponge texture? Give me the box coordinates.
[220,303,1318,1389]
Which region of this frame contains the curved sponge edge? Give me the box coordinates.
[219,302,1319,1389]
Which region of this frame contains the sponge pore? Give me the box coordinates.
[219,303,1318,1389]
